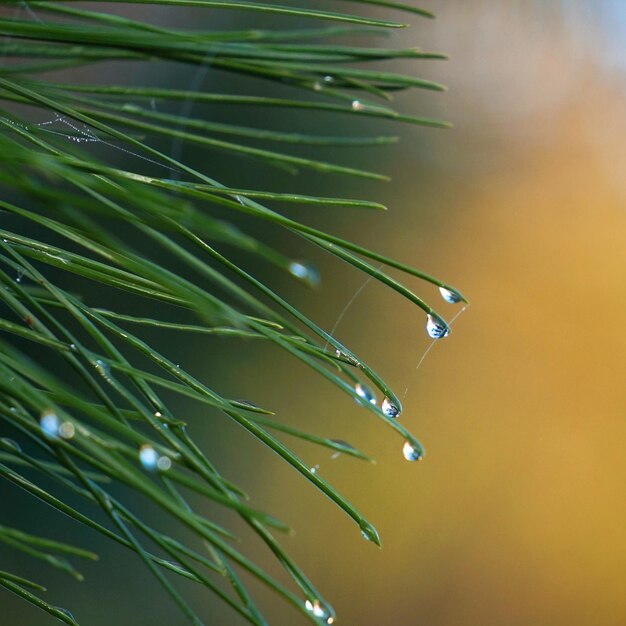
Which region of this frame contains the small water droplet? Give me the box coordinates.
[361,530,370,541]
[402,441,422,462]
[59,421,75,440]
[310,464,320,474]
[69,343,77,352]
[154,411,162,418]
[94,359,110,375]
[55,607,76,621]
[305,599,330,620]
[323,75,334,84]
[426,314,450,339]
[288,260,320,287]
[352,100,364,111]
[313,81,323,91]
[1,438,21,452]
[381,397,400,419]
[139,444,159,470]
[355,383,376,405]
[439,286,462,304]
[40,410,60,438]
[157,455,172,471]
[234,399,260,410]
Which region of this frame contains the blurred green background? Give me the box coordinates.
[1,2,625,625]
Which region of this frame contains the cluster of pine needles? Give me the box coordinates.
[0,1,466,624]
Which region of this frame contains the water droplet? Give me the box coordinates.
[335,348,341,357]
[313,81,323,91]
[359,523,380,544]
[69,343,77,352]
[439,286,462,304]
[55,607,76,621]
[154,411,162,418]
[402,441,422,462]
[1,438,21,452]
[305,599,330,620]
[40,410,60,438]
[355,383,376,405]
[352,100,364,111]
[288,260,320,287]
[157,455,172,471]
[310,464,320,474]
[381,397,400,419]
[94,359,110,376]
[58,421,75,440]
[323,75,334,84]
[426,314,450,339]
[139,444,158,470]
[234,399,260,410]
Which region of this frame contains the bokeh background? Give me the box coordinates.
[1,2,626,625]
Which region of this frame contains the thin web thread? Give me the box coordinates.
[169,52,216,180]
[403,303,468,401]
[322,263,384,353]
[30,114,184,174]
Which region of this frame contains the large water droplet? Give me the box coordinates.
[139,444,158,470]
[439,286,462,304]
[355,383,376,405]
[426,314,450,339]
[40,410,60,438]
[402,441,422,462]
[381,397,400,419]
[288,260,320,287]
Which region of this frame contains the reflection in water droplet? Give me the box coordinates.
[426,314,450,339]
[40,410,60,438]
[355,383,376,405]
[139,444,158,470]
[381,397,400,419]
[402,441,422,462]
[361,529,370,541]
[439,286,462,304]
[288,260,320,287]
